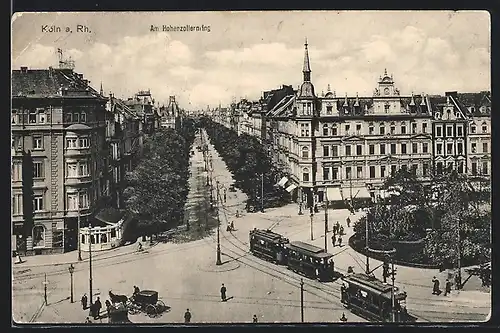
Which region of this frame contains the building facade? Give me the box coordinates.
[12,67,108,255]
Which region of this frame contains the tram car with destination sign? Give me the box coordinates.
[285,241,335,282]
[249,228,289,264]
[340,273,414,322]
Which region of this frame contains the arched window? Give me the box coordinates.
[323,124,329,136]
[302,168,310,182]
[379,123,385,135]
[302,146,309,158]
[368,122,374,135]
[331,124,338,136]
[33,225,46,248]
[390,122,396,135]
[482,122,488,133]
[470,123,477,134]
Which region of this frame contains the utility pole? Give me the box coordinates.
[43,273,48,305]
[300,279,304,322]
[216,181,222,265]
[391,259,396,322]
[324,192,328,252]
[310,209,314,241]
[89,223,93,304]
[261,173,264,213]
[365,216,370,275]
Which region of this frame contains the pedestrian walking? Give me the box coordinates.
[346,216,351,228]
[338,235,343,247]
[105,300,112,318]
[336,221,341,233]
[220,283,227,302]
[340,312,347,322]
[184,309,192,323]
[94,297,102,320]
[339,225,345,236]
[253,314,258,323]
[432,276,440,295]
[230,221,234,231]
[331,235,336,247]
[444,279,452,296]
[81,293,88,310]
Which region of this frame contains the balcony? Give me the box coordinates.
[65,175,93,186]
[65,147,91,156]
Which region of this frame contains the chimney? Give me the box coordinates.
[20,66,28,73]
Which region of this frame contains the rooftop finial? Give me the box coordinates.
[410,92,416,106]
[327,83,331,92]
[100,82,103,96]
[384,68,388,76]
[305,37,308,47]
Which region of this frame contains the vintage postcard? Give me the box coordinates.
[11,11,491,324]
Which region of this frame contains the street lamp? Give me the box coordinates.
[68,263,75,303]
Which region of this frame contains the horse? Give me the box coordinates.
[109,290,128,305]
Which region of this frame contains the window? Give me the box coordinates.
[422,143,429,153]
[380,166,386,178]
[446,143,453,155]
[482,162,488,175]
[79,192,89,208]
[369,166,375,178]
[471,143,477,153]
[356,145,362,156]
[436,162,443,175]
[33,225,45,247]
[357,166,363,178]
[380,144,386,155]
[332,167,339,180]
[12,194,23,215]
[356,124,361,134]
[457,142,463,155]
[346,166,352,179]
[323,167,330,180]
[326,105,333,114]
[12,162,22,181]
[32,135,43,149]
[390,125,396,135]
[412,143,418,154]
[331,126,337,136]
[79,137,90,148]
[33,161,44,178]
[471,124,476,134]
[446,126,453,137]
[12,110,18,124]
[401,124,407,134]
[369,144,375,155]
[64,112,72,123]
[323,124,329,136]
[323,145,329,157]
[422,122,428,134]
[79,162,89,176]
[345,145,351,156]
[401,143,407,154]
[33,194,44,211]
[471,162,477,175]
[302,168,310,182]
[436,143,443,155]
[411,164,418,175]
[379,124,385,135]
[345,124,350,135]
[302,146,309,158]
[67,193,78,210]
[29,110,37,123]
[384,104,390,113]
[390,144,396,154]
[483,142,488,153]
[38,110,46,124]
[369,124,374,135]
[391,165,397,175]
[412,123,417,134]
[66,137,78,148]
[482,123,488,133]
[332,146,338,157]
[111,228,117,238]
[423,163,429,176]
[81,112,87,123]
[458,161,464,174]
[67,163,78,177]
[457,125,463,137]
[436,126,442,137]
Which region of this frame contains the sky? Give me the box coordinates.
[12,11,490,110]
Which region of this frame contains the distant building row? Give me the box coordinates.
[209,42,491,207]
[11,66,184,255]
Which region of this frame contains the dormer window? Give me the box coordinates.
[326,105,333,114]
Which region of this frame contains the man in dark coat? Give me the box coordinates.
[184,309,192,323]
[444,279,452,296]
[81,293,88,310]
[338,235,343,247]
[253,314,258,323]
[432,277,440,295]
[331,235,336,247]
[220,283,227,302]
[346,216,351,228]
[339,225,345,236]
[94,297,102,320]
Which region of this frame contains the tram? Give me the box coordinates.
[285,241,335,282]
[340,273,413,322]
[249,228,289,264]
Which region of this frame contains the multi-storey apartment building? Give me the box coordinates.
[124,90,159,135]
[12,66,108,255]
[159,96,183,130]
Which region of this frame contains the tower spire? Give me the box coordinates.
[100,82,103,96]
[303,37,311,82]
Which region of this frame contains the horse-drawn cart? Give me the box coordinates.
[127,290,166,318]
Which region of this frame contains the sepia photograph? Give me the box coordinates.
[11,11,491,324]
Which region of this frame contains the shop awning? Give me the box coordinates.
[277,176,289,187]
[326,187,343,201]
[352,187,372,199]
[285,184,297,193]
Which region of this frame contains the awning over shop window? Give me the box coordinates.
[285,184,297,193]
[326,187,343,201]
[277,176,289,187]
[351,187,372,199]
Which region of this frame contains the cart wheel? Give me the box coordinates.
[146,304,157,317]
[156,300,166,311]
